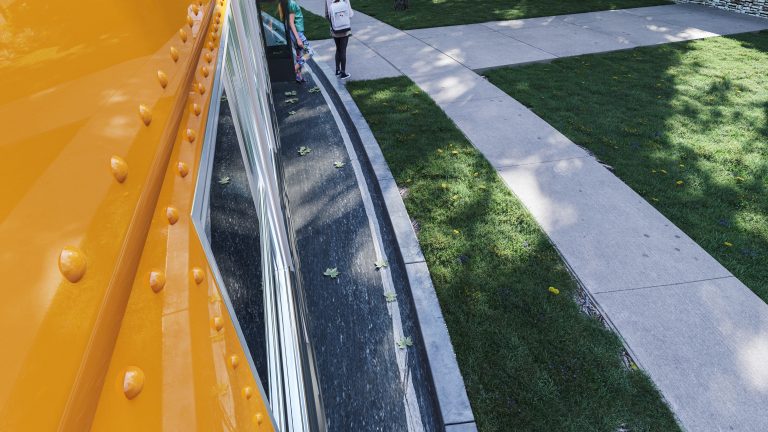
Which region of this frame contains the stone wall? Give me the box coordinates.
[675,0,768,18]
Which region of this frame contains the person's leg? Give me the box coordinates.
[334,37,342,74]
[338,36,348,73]
[338,36,350,79]
[294,32,308,82]
[289,31,302,80]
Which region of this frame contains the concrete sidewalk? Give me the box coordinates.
[307,3,768,79]
[301,3,768,431]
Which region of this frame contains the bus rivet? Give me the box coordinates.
[177,161,189,177]
[122,367,144,399]
[253,413,264,425]
[138,104,152,126]
[110,156,128,183]
[149,271,166,293]
[212,316,224,332]
[170,46,179,62]
[192,267,205,284]
[157,70,168,89]
[166,207,179,225]
[59,246,86,283]
[242,386,253,399]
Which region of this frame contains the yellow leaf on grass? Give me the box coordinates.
[548,286,560,295]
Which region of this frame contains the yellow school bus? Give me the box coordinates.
[0,0,314,430]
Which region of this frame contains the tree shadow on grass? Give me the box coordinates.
[349,78,681,432]
[486,31,768,301]
[352,0,672,30]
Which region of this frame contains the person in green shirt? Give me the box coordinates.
[279,0,310,83]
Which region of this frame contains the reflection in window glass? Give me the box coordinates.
[208,94,269,388]
[217,1,321,431]
[259,0,288,47]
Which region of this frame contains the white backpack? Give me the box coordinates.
[330,0,351,32]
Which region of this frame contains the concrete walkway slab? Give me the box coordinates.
[351,21,411,44]
[311,38,402,81]
[497,157,731,292]
[560,9,652,25]
[441,97,590,165]
[407,70,507,105]
[498,23,635,57]
[482,15,572,32]
[647,10,768,34]
[370,39,465,76]
[406,23,499,40]
[419,36,555,69]
[577,13,718,45]
[594,277,768,432]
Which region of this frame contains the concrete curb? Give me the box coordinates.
[309,60,477,431]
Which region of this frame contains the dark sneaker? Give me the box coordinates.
[339,72,351,80]
[335,69,341,76]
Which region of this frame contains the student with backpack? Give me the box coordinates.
[325,0,353,80]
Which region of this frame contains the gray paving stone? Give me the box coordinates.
[653,12,768,35]
[595,277,768,432]
[441,97,589,166]
[406,262,475,426]
[369,38,466,76]
[575,11,717,45]
[624,2,762,22]
[501,22,636,56]
[497,157,731,293]
[310,38,402,81]
[408,69,508,105]
[482,15,573,32]
[445,422,479,432]
[418,35,555,69]
[358,130,396,182]
[561,9,641,25]
[407,23,499,40]
[379,178,425,264]
[350,19,410,44]
[620,3,707,17]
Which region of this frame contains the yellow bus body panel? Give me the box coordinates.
[0,0,272,430]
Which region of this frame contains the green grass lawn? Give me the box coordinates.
[485,32,768,302]
[352,0,671,30]
[348,77,679,432]
[302,7,331,40]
